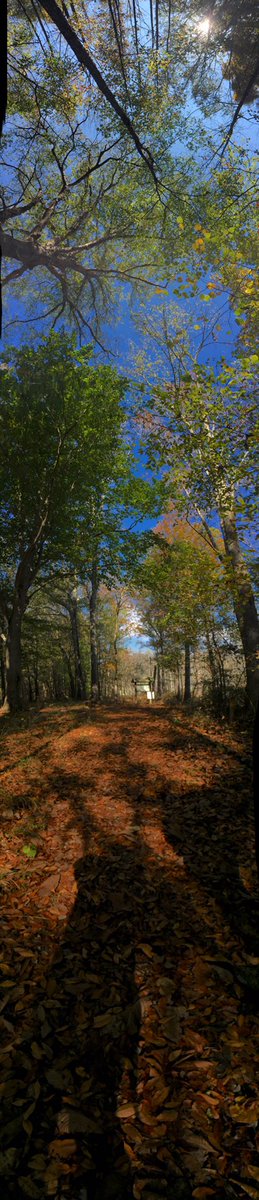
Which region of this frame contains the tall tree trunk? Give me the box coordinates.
[221,508,259,708]
[3,545,43,712]
[62,648,76,699]
[159,634,165,695]
[114,633,118,697]
[68,593,86,700]
[33,657,39,701]
[205,621,226,711]
[206,627,218,693]
[113,599,121,698]
[211,627,227,709]
[89,563,100,702]
[0,640,6,704]
[4,603,24,712]
[52,666,62,701]
[27,664,33,704]
[184,641,191,703]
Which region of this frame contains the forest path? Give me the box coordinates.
[0,702,259,1200]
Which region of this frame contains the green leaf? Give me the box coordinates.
[22,845,37,859]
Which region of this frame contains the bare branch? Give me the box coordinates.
[211,46,259,161]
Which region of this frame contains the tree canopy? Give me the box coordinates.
[1,0,258,336]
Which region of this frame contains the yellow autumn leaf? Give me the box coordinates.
[228,1099,259,1124]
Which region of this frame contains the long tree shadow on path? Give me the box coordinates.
[1,702,259,1200]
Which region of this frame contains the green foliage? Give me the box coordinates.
[0,331,161,706]
[135,521,228,658]
[0,331,131,595]
[136,337,259,539]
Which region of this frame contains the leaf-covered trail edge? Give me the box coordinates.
[0,701,259,1200]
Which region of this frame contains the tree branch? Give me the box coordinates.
[37,0,158,181]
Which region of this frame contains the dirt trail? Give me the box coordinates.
[0,702,259,1200]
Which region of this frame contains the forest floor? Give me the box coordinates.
[0,700,259,1200]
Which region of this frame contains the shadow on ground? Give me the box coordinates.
[1,702,258,1200]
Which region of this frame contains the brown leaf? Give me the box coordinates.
[139,1102,158,1126]
[117,1102,136,1119]
[49,1138,77,1159]
[146,1079,170,1109]
[38,872,61,898]
[123,1123,142,1143]
[192,1190,216,1199]
[159,1108,178,1122]
[184,1028,205,1053]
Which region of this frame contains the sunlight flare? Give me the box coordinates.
[198,16,210,37]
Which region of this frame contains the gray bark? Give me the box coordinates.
[5,602,24,712]
[157,661,162,697]
[67,592,86,700]
[89,563,100,702]
[113,599,121,698]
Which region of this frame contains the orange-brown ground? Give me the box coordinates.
[0,701,259,1200]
